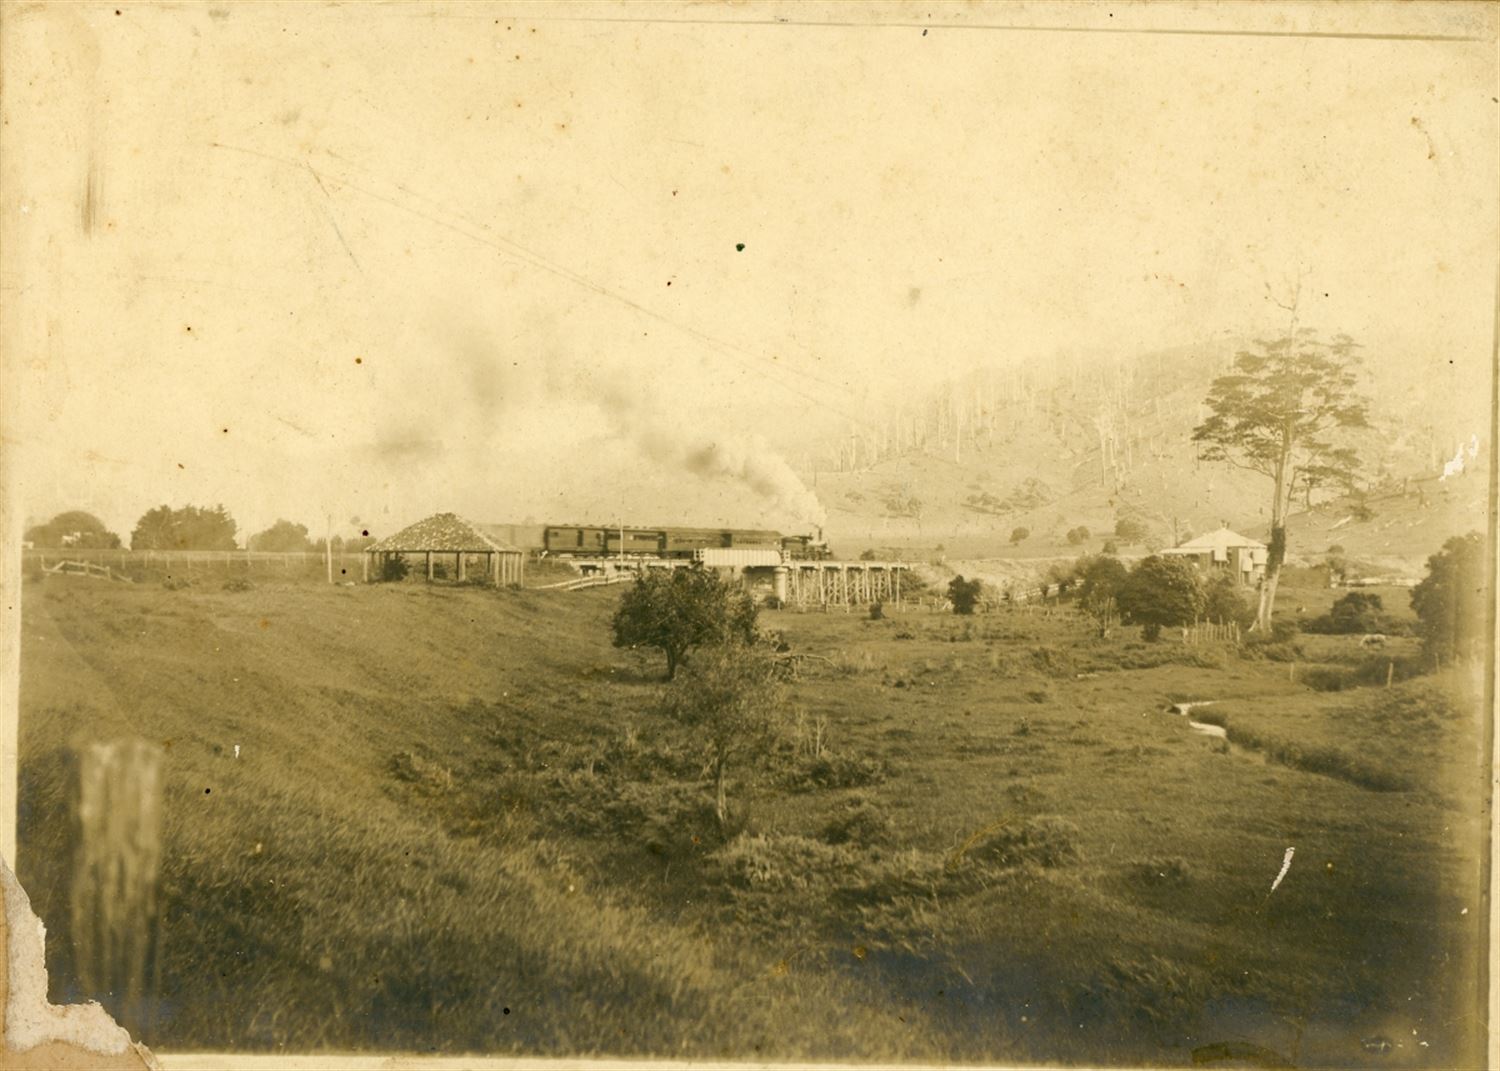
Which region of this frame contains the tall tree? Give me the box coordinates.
[24,510,121,548]
[130,504,239,550]
[1410,532,1486,666]
[248,519,314,553]
[1192,332,1369,630]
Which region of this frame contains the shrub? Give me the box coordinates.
[1301,665,1354,692]
[786,752,888,792]
[1242,637,1303,663]
[1305,591,1385,635]
[162,576,193,591]
[1101,540,1119,555]
[659,644,785,828]
[221,577,253,593]
[1124,857,1193,888]
[713,834,855,893]
[591,782,726,858]
[1266,617,1300,642]
[1066,526,1091,546]
[389,751,454,793]
[947,575,983,615]
[379,554,410,582]
[822,796,896,848]
[869,601,885,621]
[956,816,1080,870]
[1009,527,1030,545]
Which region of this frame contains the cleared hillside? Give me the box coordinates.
[808,342,1486,564]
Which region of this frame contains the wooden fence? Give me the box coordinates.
[25,548,370,583]
[1182,621,1242,645]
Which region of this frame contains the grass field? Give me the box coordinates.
[17,572,1487,1065]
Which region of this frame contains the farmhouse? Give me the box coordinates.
[363,512,525,586]
[1159,526,1267,586]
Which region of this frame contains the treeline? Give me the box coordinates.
[24,506,375,553]
[944,531,1485,666]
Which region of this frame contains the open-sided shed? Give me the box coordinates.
[363,512,524,586]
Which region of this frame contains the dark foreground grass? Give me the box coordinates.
[17,576,1487,1066]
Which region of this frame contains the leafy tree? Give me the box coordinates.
[1410,532,1486,664]
[1114,516,1150,544]
[1076,554,1128,636]
[24,510,121,549]
[1117,555,1204,641]
[1066,526,1091,546]
[1315,591,1385,635]
[947,575,983,614]
[1202,572,1254,628]
[130,504,239,550]
[659,643,785,829]
[612,564,757,680]
[248,519,314,553]
[1192,332,1369,630]
[1009,526,1029,545]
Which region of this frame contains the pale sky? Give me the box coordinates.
[3,2,1496,539]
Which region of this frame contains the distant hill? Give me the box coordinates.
[804,341,1487,567]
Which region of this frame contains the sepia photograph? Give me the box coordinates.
[1,2,1495,1067]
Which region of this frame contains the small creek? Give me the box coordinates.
[1166,700,1226,739]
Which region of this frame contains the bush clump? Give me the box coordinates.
[821,795,896,848]
[713,833,856,893]
[222,577,253,593]
[958,816,1080,870]
[1124,857,1194,888]
[1304,591,1386,635]
[786,752,889,792]
[947,575,983,615]
[379,555,410,582]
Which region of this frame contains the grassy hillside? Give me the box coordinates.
[18,573,1486,1065]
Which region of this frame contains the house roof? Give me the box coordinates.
[367,513,521,553]
[1161,526,1267,554]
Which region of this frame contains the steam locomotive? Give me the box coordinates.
[541,524,830,560]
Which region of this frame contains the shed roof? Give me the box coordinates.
[1161,526,1267,554]
[367,513,522,553]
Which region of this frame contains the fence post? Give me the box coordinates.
[69,738,165,1039]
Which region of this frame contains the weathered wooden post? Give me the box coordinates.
[69,737,165,1039]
